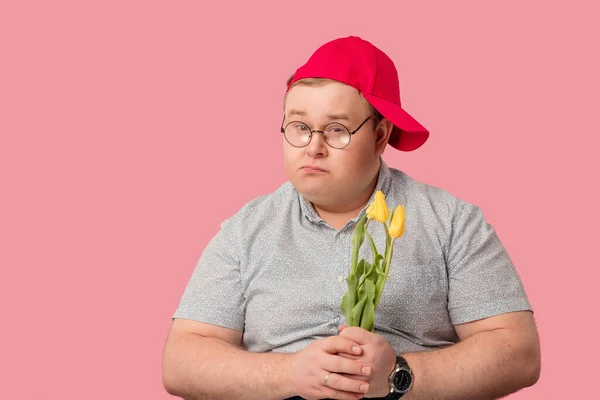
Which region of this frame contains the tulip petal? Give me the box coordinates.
[389,205,406,238]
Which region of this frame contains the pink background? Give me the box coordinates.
[1,1,598,398]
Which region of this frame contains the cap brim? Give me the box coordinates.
[362,92,429,152]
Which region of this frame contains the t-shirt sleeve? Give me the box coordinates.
[447,200,532,325]
[171,218,245,331]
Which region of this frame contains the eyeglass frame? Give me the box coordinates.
[280,115,372,149]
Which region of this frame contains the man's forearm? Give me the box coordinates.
[162,332,294,400]
[402,328,540,400]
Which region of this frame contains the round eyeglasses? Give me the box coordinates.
[280,116,371,150]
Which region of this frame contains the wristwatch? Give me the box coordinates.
[387,355,413,399]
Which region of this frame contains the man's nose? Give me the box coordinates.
[306,130,328,157]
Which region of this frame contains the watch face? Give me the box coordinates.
[393,369,412,392]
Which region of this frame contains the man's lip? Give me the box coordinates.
[300,165,328,172]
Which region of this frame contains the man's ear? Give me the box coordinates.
[375,119,394,155]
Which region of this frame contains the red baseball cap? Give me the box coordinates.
[286,36,429,152]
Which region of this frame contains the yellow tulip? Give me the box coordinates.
[388,205,406,238]
[366,190,390,223]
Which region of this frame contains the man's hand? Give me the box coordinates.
[286,335,373,400]
[338,325,397,398]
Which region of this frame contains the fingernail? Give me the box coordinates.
[352,346,361,354]
[360,384,368,392]
[361,366,371,375]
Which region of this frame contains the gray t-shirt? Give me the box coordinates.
[172,161,532,354]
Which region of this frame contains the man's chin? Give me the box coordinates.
[293,183,332,205]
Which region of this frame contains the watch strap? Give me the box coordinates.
[387,355,412,399]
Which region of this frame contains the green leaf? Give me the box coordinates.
[342,274,359,326]
[351,214,367,249]
[350,215,368,276]
[366,232,379,259]
[366,259,379,283]
[375,266,389,279]
[345,273,358,302]
[358,261,373,288]
[374,253,384,270]
[360,279,376,332]
[351,297,367,326]
[355,259,365,278]
[374,271,386,306]
[365,277,376,298]
[341,291,354,326]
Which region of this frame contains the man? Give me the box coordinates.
[162,36,540,400]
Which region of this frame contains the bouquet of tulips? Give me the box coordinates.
[340,190,406,332]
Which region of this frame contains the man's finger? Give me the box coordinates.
[337,352,361,360]
[321,336,363,355]
[323,372,370,396]
[338,373,369,382]
[322,353,372,377]
[338,326,374,345]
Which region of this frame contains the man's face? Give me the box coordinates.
[283,81,384,210]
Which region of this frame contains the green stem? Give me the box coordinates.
[350,215,369,276]
[374,226,395,309]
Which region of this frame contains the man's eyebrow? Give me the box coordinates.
[286,110,351,121]
[287,109,306,117]
[326,114,350,121]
